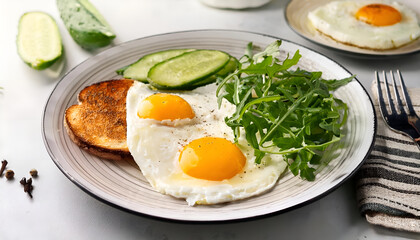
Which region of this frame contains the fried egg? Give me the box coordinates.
[308,0,420,50]
[126,81,287,205]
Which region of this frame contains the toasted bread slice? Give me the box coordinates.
[64,79,134,161]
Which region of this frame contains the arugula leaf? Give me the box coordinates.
[217,41,353,181]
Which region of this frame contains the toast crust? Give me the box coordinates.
[64,79,134,161]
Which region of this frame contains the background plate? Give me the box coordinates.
[42,30,376,222]
[285,0,420,57]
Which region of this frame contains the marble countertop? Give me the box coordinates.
[1,0,419,239]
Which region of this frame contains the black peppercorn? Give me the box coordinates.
[29,169,38,177]
[5,170,14,179]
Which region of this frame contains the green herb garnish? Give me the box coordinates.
[216,40,353,181]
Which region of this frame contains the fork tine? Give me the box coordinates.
[389,70,405,114]
[382,70,397,115]
[376,71,389,117]
[396,69,416,115]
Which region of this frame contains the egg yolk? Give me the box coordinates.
[179,137,246,181]
[138,93,195,121]
[355,4,402,26]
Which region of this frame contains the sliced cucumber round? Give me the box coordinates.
[189,56,239,89]
[119,49,195,82]
[17,12,63,70]
[148,50,230,89]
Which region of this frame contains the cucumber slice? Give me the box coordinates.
[190,57,239,89]
[57,0,116,49]
[148,50,230,89]
[119,49,195,82]
[17,12,63,70]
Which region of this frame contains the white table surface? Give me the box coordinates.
[1,0,419,239]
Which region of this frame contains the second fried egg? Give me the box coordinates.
[126,81,287,205]
[308,0,420,50]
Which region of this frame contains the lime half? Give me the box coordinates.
[17,12,63,70]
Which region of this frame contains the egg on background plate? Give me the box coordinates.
[126,81,287,206]
[307,0,420,50]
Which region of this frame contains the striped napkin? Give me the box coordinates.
[355,82,420,233]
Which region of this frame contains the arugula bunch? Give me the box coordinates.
[216,40,353,181]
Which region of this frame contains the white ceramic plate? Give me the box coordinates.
[285,0,420,57]
[42,30,376,222]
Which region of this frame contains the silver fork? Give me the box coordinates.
[376,70,420,149]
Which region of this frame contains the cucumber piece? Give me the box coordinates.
[16,12,63,70]
[218,56,239,76]
[189,56,239,89]
[119,49,195,82]
[148,50,230,89]
[57,0,116,50]
[115,65,128,76]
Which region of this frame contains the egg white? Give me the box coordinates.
[308,0,420,50]
[126,81,287,206]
